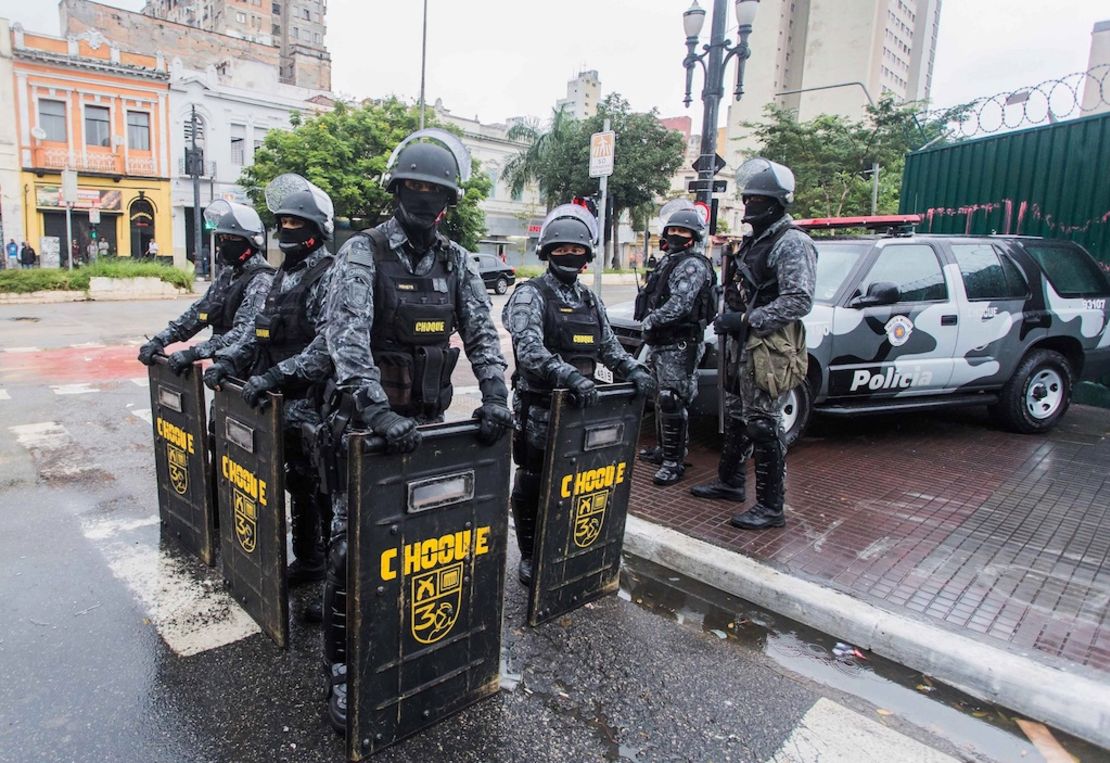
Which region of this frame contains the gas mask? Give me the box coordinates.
[548,252,589,284]
[217,236,253,266]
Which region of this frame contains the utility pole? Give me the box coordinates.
[593,117,611,297]
[419,0,428,130]
[189,105,205,279]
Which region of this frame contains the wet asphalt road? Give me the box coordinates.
[0,292,985,762]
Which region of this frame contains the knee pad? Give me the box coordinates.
[658,389,683,414]
[745,417,779,444]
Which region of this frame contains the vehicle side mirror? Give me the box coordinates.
[850,281,900,308]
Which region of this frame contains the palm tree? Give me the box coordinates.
[503,107,580,211]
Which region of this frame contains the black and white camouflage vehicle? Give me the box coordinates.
[609,216,1110,446]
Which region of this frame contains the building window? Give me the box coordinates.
[236,11,246,22]
[273,2,281,13]
[85,105,111,147]
[230,124,246,165]
[127,111,150,151]
[38,99,67,142]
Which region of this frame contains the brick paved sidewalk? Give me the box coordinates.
[628,405,1110,676]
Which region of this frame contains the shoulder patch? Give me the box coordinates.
[346,278,370,309]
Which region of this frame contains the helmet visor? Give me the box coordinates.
[265,173,335,236]
[540,203,599,245]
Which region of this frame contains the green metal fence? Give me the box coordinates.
[900,111,1110,267]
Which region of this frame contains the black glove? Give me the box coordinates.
[203,361,233,391]
[626,367,655,399]
[713,311,746,335]
[137,339,164,366]
[565,372,598,409]
[167,347,200,376]
[242,368,283,409]
[361,403,421,454]
[472,377,512,445]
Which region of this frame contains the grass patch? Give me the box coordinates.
[0,259,193,294]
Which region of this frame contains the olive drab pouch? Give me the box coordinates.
[745,320,807,398]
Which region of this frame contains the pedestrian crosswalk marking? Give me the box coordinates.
[51,383,98,395]
[131,408,153,423]
[9,421,70,449]
[130,377,149,387]
[0,389,9,400]
[1,346,41,353]
[765,698,958,763]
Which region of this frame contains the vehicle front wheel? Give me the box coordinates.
[495,277,509,295]
[780,379,813,449]
[990,348,1073,434]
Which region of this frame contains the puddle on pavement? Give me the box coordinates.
[620,554,1104,763]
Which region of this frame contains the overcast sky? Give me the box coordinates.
[1,0,1105,125]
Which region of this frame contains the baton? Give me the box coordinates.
[717,244,730,434]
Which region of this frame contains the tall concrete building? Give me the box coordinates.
[724,0,942,164]
[142,0,331,90]
[1082,20,1110,116]
[555,69,601,119]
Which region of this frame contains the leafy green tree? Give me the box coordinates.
[239,98,490,250]
[744,98,961,218]
[503,94,685,265]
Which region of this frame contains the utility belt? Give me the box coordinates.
[643,322,703,347]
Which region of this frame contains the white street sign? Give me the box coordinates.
[589,130,615,178]
[89,207,101,225]
[61,169,78,205]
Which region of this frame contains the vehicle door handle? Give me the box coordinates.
[941,315,958,326]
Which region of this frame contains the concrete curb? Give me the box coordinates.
[0,277,192,305]
[623,514,1110,749]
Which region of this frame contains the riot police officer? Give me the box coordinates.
[634,202,716,485]
[137,201,274,372]
[316,129,511,734]
[502,203,653,586]
[204,175,337,583]
[692,158,816,530]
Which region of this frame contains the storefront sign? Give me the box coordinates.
[36,186,122,211]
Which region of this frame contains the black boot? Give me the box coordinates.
[691,421,751,501]
[288,492,326,586]
[322,533,348,735]
[511,469,541,586]
[731,440,786,530]
[653,407,688,486]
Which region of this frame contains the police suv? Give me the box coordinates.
[609,216,1110,446]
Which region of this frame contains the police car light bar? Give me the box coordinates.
[793,214,922,230]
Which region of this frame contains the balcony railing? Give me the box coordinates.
[32,147,162,177]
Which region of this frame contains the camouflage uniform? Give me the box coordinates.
[505,271,640,449]
[714,212,816,525]
[151,252,273,358]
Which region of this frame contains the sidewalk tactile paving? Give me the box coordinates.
[628,405,1110,675]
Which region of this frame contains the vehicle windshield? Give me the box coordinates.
[813,242,871,303]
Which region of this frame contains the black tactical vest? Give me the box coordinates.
[633,249,717,342]
[350,227,461,419]
[197,261,273,336]
[253,255,333,370]
[729,224,801,310]
[521,277,604,387]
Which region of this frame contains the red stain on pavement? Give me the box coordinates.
[0,342,191,384]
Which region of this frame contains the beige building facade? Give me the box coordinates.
[555,69,601,120]
[1082,20,1110,116]
[724,0,942,166]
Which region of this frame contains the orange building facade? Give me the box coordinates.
[11,25,173,263]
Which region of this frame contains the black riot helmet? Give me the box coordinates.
[664,208,707,242]
[383,128,471,203]
[736,157,796,206]
[205,200,265,250]
[537,204,597,262]
[265,174,335,240]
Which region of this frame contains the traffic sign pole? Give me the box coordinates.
[590,119,613,297]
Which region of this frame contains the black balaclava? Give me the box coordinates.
[277,221,323,269]
[396,185,450,250]
[548,251,590,285]
[664,231,695,253]
[217,236,254,267]
[742,196,785,234]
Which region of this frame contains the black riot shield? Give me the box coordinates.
[212,381,288,648]
[347,420,510,759]
[148,356,215,566]
[528,383,645,626]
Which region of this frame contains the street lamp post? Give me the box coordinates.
[683,0,760,213]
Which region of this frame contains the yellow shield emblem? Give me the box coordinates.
[167,443,189,496]
[233,488,257,554]
[573,488,609,548]
[411,561,463,644]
